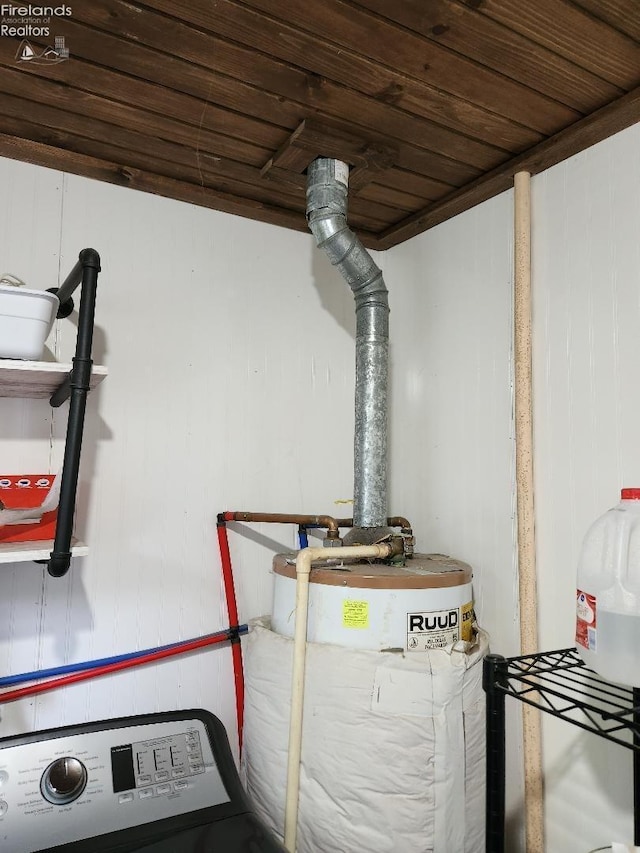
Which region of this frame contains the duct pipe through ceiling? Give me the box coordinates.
[306,158,390,531]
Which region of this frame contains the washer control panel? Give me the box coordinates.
[0,715,230,853]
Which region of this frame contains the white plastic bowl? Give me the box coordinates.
[0,284,60,360]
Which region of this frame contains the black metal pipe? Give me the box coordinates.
[57,258,84,303]
[49,373,71,409]
[47,249,101,578]
[47,259,80,319]
[484,654,507,853]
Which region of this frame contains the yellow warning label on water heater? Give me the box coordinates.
[343,599,369,629]
[461,601,475,641]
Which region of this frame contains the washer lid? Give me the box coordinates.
[272,552,472,589]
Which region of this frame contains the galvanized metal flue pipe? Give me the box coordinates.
[333,515,412,532]
[306,158,390,529]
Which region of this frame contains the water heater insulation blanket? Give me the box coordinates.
[241,618,488,853]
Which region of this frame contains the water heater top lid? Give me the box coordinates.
[272,552,472,590]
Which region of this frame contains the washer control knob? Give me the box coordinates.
[41,757,87,805]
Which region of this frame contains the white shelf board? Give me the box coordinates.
[0,360,108,399]
[0,539,88,564]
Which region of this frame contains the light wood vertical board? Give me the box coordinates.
[514,170,544,853]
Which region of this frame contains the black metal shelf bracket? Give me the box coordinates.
[44,248,101,578]
[484,647,640,852]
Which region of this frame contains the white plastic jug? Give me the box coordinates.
[576,489,640,685]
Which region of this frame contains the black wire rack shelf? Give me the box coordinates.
[485,648,640,751]
[484,649,640,852]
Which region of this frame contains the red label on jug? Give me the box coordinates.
[576,590,597,651]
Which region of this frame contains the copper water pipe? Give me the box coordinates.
[387,516,411,530]
[221,511,341,539]
[222,511,413,538]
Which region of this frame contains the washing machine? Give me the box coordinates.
[0,709,287,852]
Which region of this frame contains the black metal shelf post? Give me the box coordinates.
[45,248,101,578]
[483,647,640,853]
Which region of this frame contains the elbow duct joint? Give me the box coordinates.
[306,158,389,529]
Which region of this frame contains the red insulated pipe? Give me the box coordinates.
[0,526,246,759]
[0,632,232,704]
[217,522,245,754]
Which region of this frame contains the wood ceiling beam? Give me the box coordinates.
[64,2,509,171]
[378,85,640,249]
[472,0,640,86]
[355,0,624,111]
[571,0,640,42]
[223,0,578,130]
[0,134,384,249]
[261,118,398,195]
[109,0,554,145]
[0,61,283,159]
[0,97,398,228]
[0,133,306,233]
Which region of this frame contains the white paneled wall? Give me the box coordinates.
[2,119,639,851]
[383,192,526,849]
[387,121,640,851]
[0,163,356,753]
[533,123,640,852]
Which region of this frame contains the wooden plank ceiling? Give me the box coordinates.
[0,0,639,248]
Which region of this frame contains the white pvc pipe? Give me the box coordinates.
[514,170,544,852]
[283,542,394,852]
